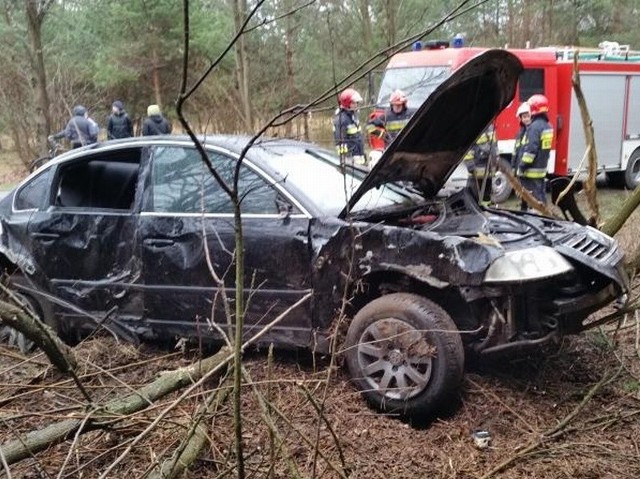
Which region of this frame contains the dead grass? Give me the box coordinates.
[1,305,639,478]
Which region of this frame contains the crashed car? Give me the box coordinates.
[0,50,629,418]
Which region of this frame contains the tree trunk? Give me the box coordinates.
[152,45,163,107]
[283,0,297,137]
[358,0,373,51]
[384,0,396,48]
[232,0,252,130]
[25,0,52,156]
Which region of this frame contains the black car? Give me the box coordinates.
[0,51,629,418]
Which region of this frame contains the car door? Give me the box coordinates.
[139,144,314,347]
[24,146,144,321]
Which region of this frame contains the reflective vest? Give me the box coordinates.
[517,115,553,179]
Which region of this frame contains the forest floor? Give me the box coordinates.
[1,160,640,477]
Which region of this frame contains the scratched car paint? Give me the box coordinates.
[0,51,628,418]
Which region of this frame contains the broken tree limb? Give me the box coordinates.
[97,292,313,479]
[496,162,557,217]
[571,52,600,225]
[0,346,230,466]
[601,185,640,238]
[0,296,76,375]
[148,376,231,479]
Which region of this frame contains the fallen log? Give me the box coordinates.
[0,346,230,465]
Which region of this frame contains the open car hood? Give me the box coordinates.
[339,49,523,218]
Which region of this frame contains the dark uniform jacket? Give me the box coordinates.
[464,124,498,178]
[333,109,364,157]
[107,112,133,139]
[52,106,98,148]
[142,115,172,136]
[517,114,553,179]
[366,106,415,147]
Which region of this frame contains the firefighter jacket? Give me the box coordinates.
[517,114,553,179]
[512,124,527,168]
[333,108,364,157]
[366,106,416,148]
[463,124,497,178]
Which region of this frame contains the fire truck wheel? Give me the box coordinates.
[625,150,640,190]
[491,157,514,203]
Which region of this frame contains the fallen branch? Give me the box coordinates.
[480,365,623,479]
[496,162,557,217]
[571,52,600,225]
[0,346,230,465]
[148,374,231,479]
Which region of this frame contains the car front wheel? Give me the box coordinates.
[344,293,464,418]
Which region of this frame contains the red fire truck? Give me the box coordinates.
[374,40,640,201]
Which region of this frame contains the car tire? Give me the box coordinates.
[491,157,514,204]
[344,293,464,418]
[625,149,640,190]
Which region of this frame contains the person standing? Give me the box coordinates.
[333,88,365,166]
[517,94,553,210]
[49,105,98,149]
[512,102,531,170]
[142,104,172,136]
[463,123,498,204]
[367,89,415,148]
[366,89,415,167]
[107,100,133,139]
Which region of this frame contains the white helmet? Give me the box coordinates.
[516,102,530,117]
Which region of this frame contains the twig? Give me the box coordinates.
[480,365,623,478]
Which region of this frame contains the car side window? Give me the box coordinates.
[14,170,51,210]
[149,146,295,215]
[53,149,141,210]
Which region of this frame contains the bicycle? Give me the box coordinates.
[29,136,64,173]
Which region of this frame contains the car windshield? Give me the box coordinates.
[377,66,451,110]
[260,146,420,215]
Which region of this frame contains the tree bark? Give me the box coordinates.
[152,45,163,108]
[25,0,52,155]
[0,347,230,465]
[0,298,76,373]
[232,0,252,130]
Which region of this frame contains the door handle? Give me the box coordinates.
[143,238,175,247]
[32,232,61,240]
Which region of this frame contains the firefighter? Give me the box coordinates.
[366,90,415,167]
[333,88,366,166]
[513,102,531,169]
[463,123,498,204]
[517,94,553,210]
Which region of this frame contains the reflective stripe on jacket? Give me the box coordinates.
[517,115,553,179]
[464,124,497,178]
[333,108,364,157]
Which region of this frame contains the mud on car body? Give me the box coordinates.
[0,50,629,419]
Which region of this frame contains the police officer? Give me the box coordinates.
[464,123,498,204]
[333,88,366,165]
[517,94,553,210]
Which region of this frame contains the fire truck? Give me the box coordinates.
[373,39,640,201]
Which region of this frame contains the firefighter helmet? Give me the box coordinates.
[516,102,530,118]
[338,88,363,110]
[390,89,408,106]
[528,94,549,115]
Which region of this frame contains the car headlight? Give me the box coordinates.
[484,245,574,283]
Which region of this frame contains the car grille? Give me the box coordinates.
[560,231,616,262]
